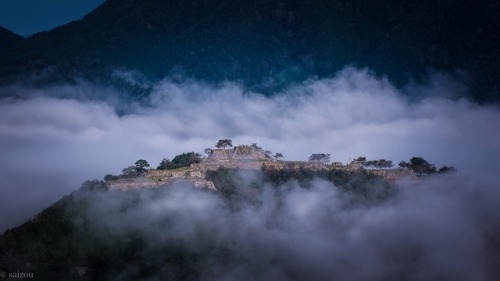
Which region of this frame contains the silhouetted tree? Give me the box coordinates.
[400,157,437,175]
[122,166,138,177]
[438,165,457,174]
[309,153,331,164]
[216,139,233,149]
[104,174,119,181]
[157,158,171,170]
[354,156,367,162]
[251,143,263,152]
[274,153,284,160]
[264,150,273,158]
[375,159,393,169]
[135,159,150,172]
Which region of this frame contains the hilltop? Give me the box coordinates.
[0,140,465,281]
[105,140,453,192]
[0,141,400,280]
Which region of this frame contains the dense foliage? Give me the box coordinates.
[399,157,455,175]
[157,152,202,170]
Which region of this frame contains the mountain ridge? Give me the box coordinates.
[0,0,499,102]
[0,26,25,53]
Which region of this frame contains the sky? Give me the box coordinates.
[0,0,104,35]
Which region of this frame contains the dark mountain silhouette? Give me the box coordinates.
[0,0,498,101]
[0,26,25,53]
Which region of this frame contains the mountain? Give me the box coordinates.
[0,0,499,102]
[0,26,24,53]
[0,143,496,280]
[0,168,392,280]
[1,166,498,280]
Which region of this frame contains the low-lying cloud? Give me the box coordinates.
[0,67,499,232]
[77,175,500,281]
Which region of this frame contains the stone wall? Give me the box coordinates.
[108,169,216,191]
[108,156,415,191]
[195,158,415,182]
[192,159,268,173]
[208,147,268,161]
[367,168,416,181]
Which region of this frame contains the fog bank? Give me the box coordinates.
[0,67,499,231]
[77,174,500,281]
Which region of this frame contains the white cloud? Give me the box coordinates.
[0,67,499,231]
[75,176,499,281]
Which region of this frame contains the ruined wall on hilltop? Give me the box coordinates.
[195,156,415,182]
[192,159,268,172]
[107,169,216,191]
[209,147,268,161]
[107,151,416,191]
[368,169,416,181]
[194,147,272,172]
[270,161,334,171]
[194,158,350,173]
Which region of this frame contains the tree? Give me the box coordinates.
[309,153,330,164]
[274,153,284,160]
[204,148,213,156]
[104,174,118,181]
[122,166,138,177]
[264,150,273,158]
[381,159,394,168]
[189,152,202,164]
[375,159,393,169]
[400,157,437,175]
[250,143,263,152]
[216,139,233,149]
[157,158,171,170]
[364,160,377,168]
[354,156,367,162]
[409,157,436,175]
[157,152,201,170]
[356,157,393,169]
[135,159,150,172]
[438,165,457,174]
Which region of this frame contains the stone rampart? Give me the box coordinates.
[108,153,415,191]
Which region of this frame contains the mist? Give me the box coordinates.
[0,67,499,233]
[75,174,500,281]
